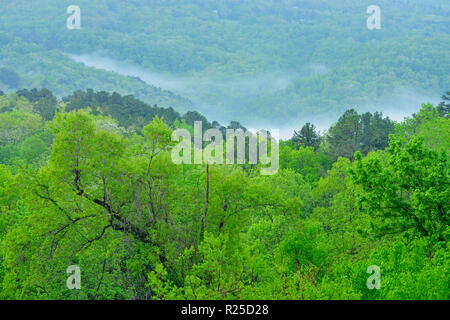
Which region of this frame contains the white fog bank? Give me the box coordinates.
[64,52,441,140]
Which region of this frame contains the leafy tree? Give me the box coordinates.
[148,232,256,300]
[16,88,57,121]
[395,103,450,151]
[0,110,44,146]
[279,142,331,183]
[351,136,449,242]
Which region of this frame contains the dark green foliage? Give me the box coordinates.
[62,89,241,133]
[16,88,57,120]
[327,109,394,161]
[181,111,213,130]
[292,123,321,151]
[327,109,363,161]
[63,89,182,128]
[227,121,247,131]
[360,112,395,155]
[437,92,450,118]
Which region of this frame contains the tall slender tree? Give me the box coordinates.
[292,122,321,151]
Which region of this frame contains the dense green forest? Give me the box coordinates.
[0,88,448,299]
[0,0,448,301]
[0,0,449,124]
[0,36,193,112]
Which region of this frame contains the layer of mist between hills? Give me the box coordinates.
[66,52,439,140]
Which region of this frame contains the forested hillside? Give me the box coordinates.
[0,89,448,299]
[0,0,448,125]
[0,34,193,111]
[0,0,448,302]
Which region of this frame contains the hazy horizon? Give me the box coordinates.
[66,51,439,139]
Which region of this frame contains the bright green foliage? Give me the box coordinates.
[351,136,449,242]
[149,232,256,300]
[395,103,450,152]
[0,91,448,300]
[279,142,331,184]
[0,96,51,170]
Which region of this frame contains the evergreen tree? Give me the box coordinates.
[291,123,321,151]
[327,109,362,160]
[437,91,450,119]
